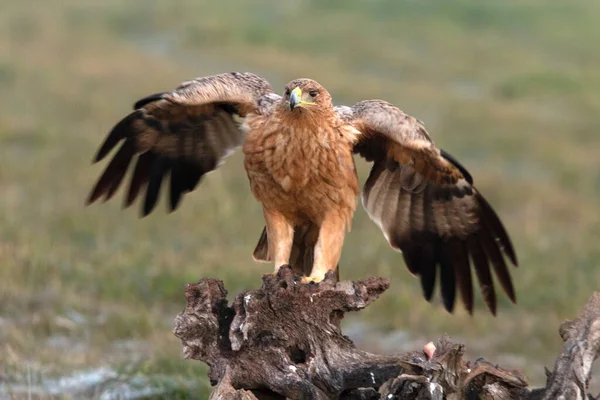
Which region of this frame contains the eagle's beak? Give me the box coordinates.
[289,87,315,111]
[289,87,302,111]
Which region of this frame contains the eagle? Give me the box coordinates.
[87,72,518,315]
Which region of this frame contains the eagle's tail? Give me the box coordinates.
[252,227,271,263]
[253,224,339,280]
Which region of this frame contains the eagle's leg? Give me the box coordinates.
[262,206,294,273]
[306,211,346,283]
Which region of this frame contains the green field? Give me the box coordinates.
[1,0,599,397]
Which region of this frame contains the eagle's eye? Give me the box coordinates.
[309,90,318,98]
[285,88,291,96]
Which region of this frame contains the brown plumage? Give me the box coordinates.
[87,72,518,315]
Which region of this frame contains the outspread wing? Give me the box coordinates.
[338,100,518,315]
[87,72,275,216]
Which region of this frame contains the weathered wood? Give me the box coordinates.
[173,266,404,399]
[173,266,599,399]
[541,292,600,400]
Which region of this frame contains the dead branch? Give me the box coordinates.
[541,292,600,400]
[173,266,599,399]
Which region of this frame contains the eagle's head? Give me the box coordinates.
[282,79,333,113]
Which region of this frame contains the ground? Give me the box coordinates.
[1,0,599,397]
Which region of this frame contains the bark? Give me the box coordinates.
[541,292,600,400]
[173,266,599,399]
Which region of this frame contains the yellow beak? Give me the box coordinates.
[289,87,315,111]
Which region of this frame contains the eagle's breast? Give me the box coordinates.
[242,111,359,224]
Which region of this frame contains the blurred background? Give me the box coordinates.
[1,0,599,398]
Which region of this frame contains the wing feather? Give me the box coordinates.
[88,141,135,203]
[87,72,275,216]
[479,225,516,303]
[449,238,473,313]
[468,235,497,314]
[125,152,154,207]
[438,240,456,313]
[478,194,518,266]
[144,156,168,216]
[94,112,139,163]
[169,162,186,211]
[349,100,463,184]
[341,100,518,314]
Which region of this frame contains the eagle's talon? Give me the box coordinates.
[275,264,294,278]
[299,276,319,285]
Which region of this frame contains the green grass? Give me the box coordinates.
[1,0,599,396]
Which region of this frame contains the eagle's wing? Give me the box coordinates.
[337,100,518,315]
[87,72,276,216]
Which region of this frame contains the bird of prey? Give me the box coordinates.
[87,72,518,314]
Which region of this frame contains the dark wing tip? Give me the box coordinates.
[95,92,165,164]
[87,141,135,206]
[478,193,519,267]
[134,92,167,110]
[169,165,185,213]
[442,293,456,313]
[142,157,168,217]
[467,236,498,315]
[450,239,474,314]
[85,188,101,206]
[94,111,141,163]
[402,248,437,302]
[440,149,473,185]
[123,152,154,209]
[421,277,436,302]
[438,240,457,313]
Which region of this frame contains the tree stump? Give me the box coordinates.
[542,292,600,400]
[173,266,600,399]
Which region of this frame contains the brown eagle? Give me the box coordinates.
[87,72,518,314]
